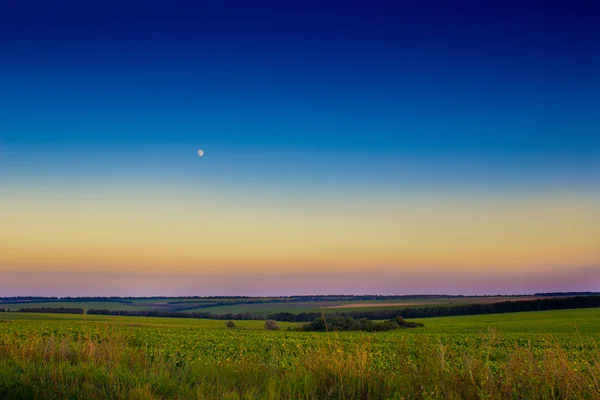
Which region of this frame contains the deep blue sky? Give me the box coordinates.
[1,1,599,185]
[2,1,599,194]
[2,1,599,147]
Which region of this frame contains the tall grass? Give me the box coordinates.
[0,328,598,399]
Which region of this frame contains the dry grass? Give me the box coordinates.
[0,327,598,399]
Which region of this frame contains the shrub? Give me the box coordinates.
[264,320,280,330]
[225,320,236,328]
[300,316,423,332]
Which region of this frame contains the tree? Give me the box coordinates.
[225,320,236,328]
[264,320,280,330]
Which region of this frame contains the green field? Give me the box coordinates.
[0,312,299,330]
[3,307,599,333]
[1,308,598,399]
[0,296,537,315]
[191,296,530,314]
[0,301,141,312]
[416,307,600,334]
[0,299,223,312]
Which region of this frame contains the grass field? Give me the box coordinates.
[2,296,536,315]
[0,299,217,312]
[0,301,141,312]
[0,296,536,313]
[0,312,299,330]
[1,308,599,399]
[191,296,532,314]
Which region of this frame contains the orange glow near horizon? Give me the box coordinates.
[2,185,599,282]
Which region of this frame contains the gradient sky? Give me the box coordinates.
[1,1,599,296]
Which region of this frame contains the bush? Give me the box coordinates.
[225,320,236,328]
[300,316,423,332]
[264,320,280,330]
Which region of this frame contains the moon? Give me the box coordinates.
[197,149,204,157]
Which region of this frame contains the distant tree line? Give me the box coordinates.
[86,309,252,319]
[0,297,59,301]
[534,292,600,297]
[299,316,424,332]
[264,312,320,322]
[333,296,600,321]
[87,309,307,320]
[0,308,5,313]
[86,309,320,321]
[17,307,84,314]
[287,295,469,301]
[0,298,134,305]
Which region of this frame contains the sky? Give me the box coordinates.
[1,1,599,296]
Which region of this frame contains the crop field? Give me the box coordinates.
[0,301,142,311]
[0,298,218,312]
[1,308,599,399]
[192,296,533,315]
[0,312,300,330]
[0,295,541,315]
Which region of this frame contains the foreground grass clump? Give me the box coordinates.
[0,311,599,399]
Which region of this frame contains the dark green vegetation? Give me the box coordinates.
[14,307,84,314]
[300,316,424,332]
[0,309,599,399]
[225,320,236,328]
[264,319,280,331]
